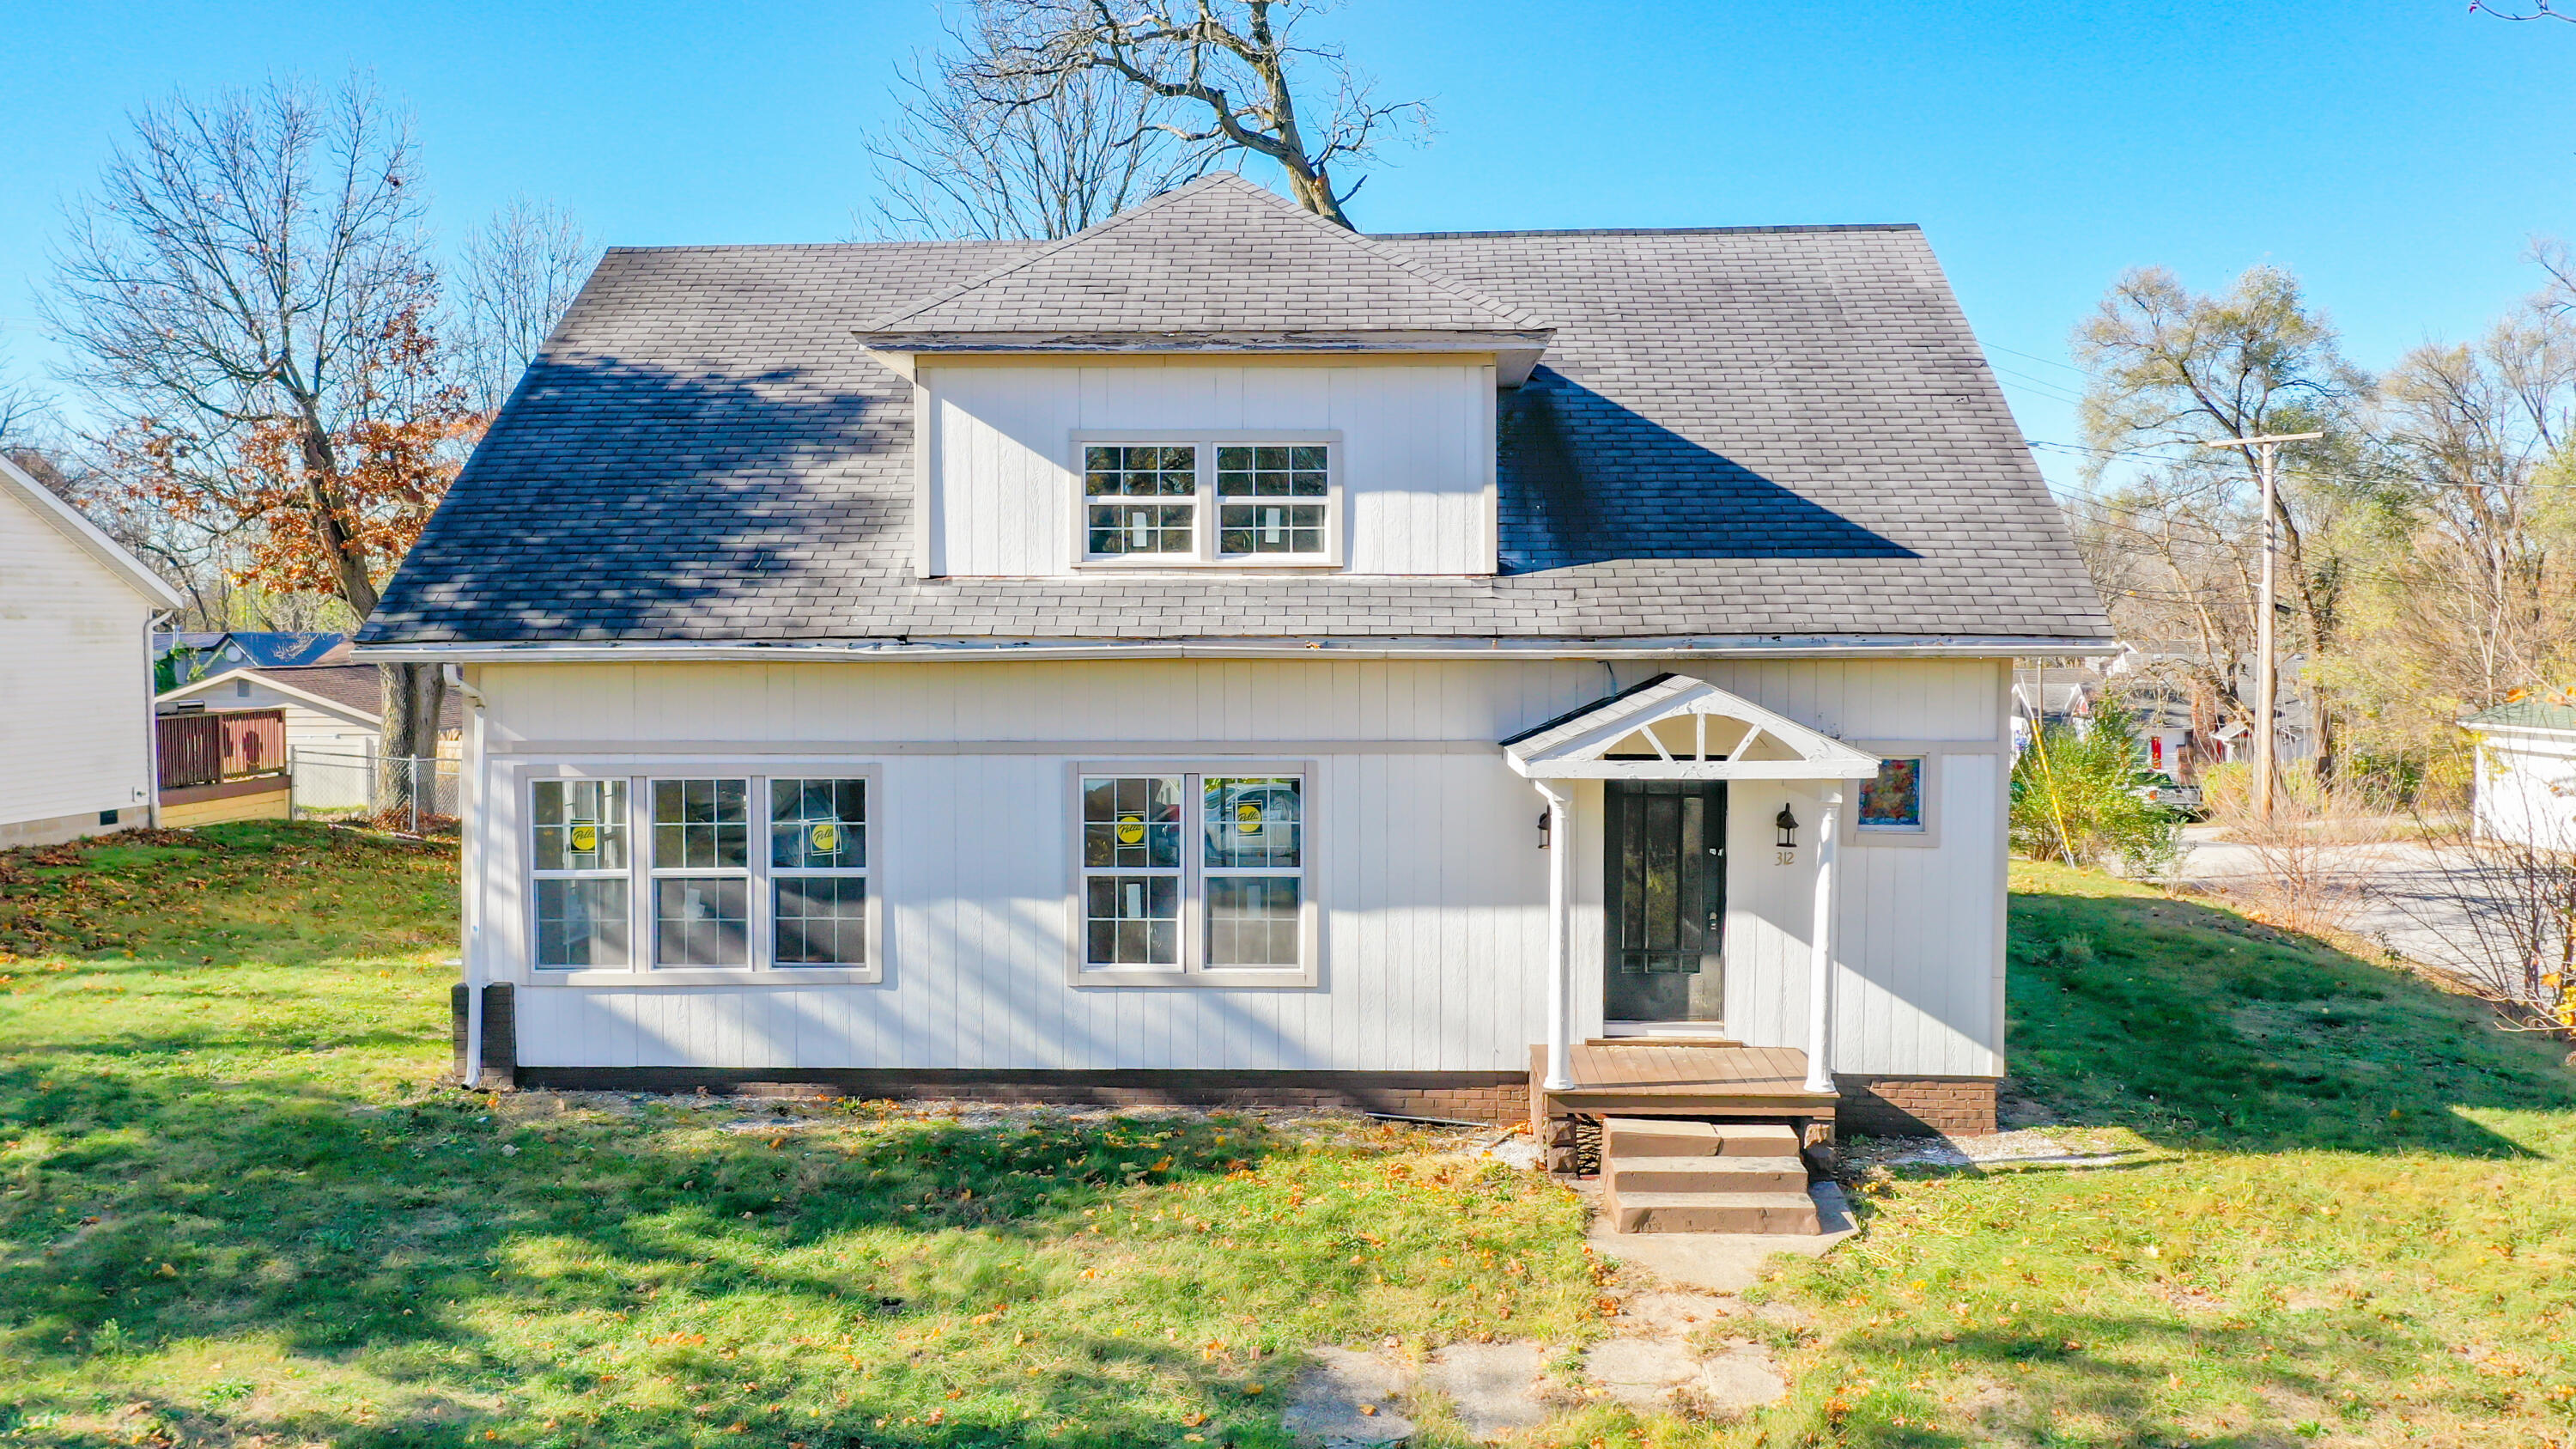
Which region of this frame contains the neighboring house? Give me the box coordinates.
[0,454,183,847]
[155,630,348,692]
[2463,698,2576,851]
[358,176,2112,1160]
[155,653,464,760]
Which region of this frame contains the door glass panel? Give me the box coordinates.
[1604,781,1728,1023]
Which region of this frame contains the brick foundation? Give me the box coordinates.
[509,1066,1527,1124]
[1833,1075,1997,1136]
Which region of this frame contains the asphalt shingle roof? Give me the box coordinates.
[2462,698,2576,734]
[361,189,2111,648]
[862,174,1549,338]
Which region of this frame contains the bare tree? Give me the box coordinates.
[46,74,471,762]
[2376,311,2576,691]
[971,0,1428,228]
[457,196,596,415]
[2076,265,2372,776]
[867,0,1222,240]
[0,353,47,448]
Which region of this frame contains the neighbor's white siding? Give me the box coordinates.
[0,482,157,837]
[163,674,381,758]
[468,656,2011,1079]
[924,359,1496,576]
[2474,730,2576,851]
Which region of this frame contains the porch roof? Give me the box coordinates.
[1502,673,1883,782]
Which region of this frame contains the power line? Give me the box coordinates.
[1986,342,2088,376]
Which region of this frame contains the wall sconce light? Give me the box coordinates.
[1537,807,1552,850]
[1774,804,1800,850]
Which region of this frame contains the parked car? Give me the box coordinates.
[2131,770,2203,819]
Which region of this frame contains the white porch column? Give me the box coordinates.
[1536,780,1575,1091]
[1803,792,1841,1094]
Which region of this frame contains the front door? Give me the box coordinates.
[1602,780,1728,1026]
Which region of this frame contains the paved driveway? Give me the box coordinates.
[2166,825,2523,990]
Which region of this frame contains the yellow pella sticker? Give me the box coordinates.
[570,825,598,853]
[1236,801,1263,834]
[1115,814,1145,845]
[811,822,840,855]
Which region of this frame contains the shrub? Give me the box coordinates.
[2011,697,2182,874]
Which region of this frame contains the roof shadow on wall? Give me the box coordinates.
[361,354,899,644]
[1498,368,1917,573]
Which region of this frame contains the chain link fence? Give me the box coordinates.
[290,749,461,836]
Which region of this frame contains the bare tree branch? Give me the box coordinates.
[864,0,1224,240]
[967,0,1429,228]
[457,197,596,415]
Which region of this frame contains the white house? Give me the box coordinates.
[357,178,2112,1163]
[2464,697,2576,851]
[158,664,386,756]
[0,453,183,847]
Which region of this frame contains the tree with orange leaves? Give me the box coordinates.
[50,74,475,760]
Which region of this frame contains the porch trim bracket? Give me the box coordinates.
[1500,673,1880,1099]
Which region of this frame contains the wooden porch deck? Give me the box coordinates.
[1528,1041,1838,1120]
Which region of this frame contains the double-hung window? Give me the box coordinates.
[524,767,879,982]
[650,777,751,965]
[770,777,870,965]
[1072,765,1315,985]
[532,779,631,968]
[1084,445,1199,557]
[1076,435,1339,566]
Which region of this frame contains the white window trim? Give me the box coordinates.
[1063,758,1321,989]
[1067,429,1345,571]
[1846,744,1941,849]
[515,761,884,986]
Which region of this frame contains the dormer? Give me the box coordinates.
[854,175,1553,580]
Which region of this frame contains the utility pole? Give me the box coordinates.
[2201,432,2323,821]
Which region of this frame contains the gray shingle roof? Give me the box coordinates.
[862,174,1549,338]
[361,196,2110,648]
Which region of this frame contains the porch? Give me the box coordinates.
[1526,1041,1838,1119]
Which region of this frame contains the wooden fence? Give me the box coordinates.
[157,708,287,791]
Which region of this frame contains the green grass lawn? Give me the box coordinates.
[1759,861,2576,1447]
[4,826,2576,1447]
[0,823,1602,1449]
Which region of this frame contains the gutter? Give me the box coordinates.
[446,663,489,1089]
[143,610,174,827]
[354,634,2122,666]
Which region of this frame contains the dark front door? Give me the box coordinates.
[1603,780,1728,1024]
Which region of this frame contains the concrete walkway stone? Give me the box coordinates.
[1584,1336,1702,1409]
[1282,1347,1413,1446]
[1423,1341,1551,1440]
[1698,1342,1789,1410]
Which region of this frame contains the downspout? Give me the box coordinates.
[447,663,489,1088]
[1803,790,1842,1094]
[143,611,174,827]
[1534,780,1575,1091]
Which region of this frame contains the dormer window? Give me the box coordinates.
[1074,434,1340,568]
[1217,446,1329,556]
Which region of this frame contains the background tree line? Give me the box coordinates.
[2069,247,2576,799]
[1,3,1413,761]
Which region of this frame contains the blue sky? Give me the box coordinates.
[3,1,2571,491]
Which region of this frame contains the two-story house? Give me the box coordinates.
[359,176,2111,1174]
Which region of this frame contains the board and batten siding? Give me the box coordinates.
[469,656,2010,1080]
[923,359,1496,576]
[0,481,159,837]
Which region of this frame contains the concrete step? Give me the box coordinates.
[1605,1154,1807,1194]
[1710,1123,1802,1158]
[1601,1117,1718,1158]
[1605,1187,1823,1236]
